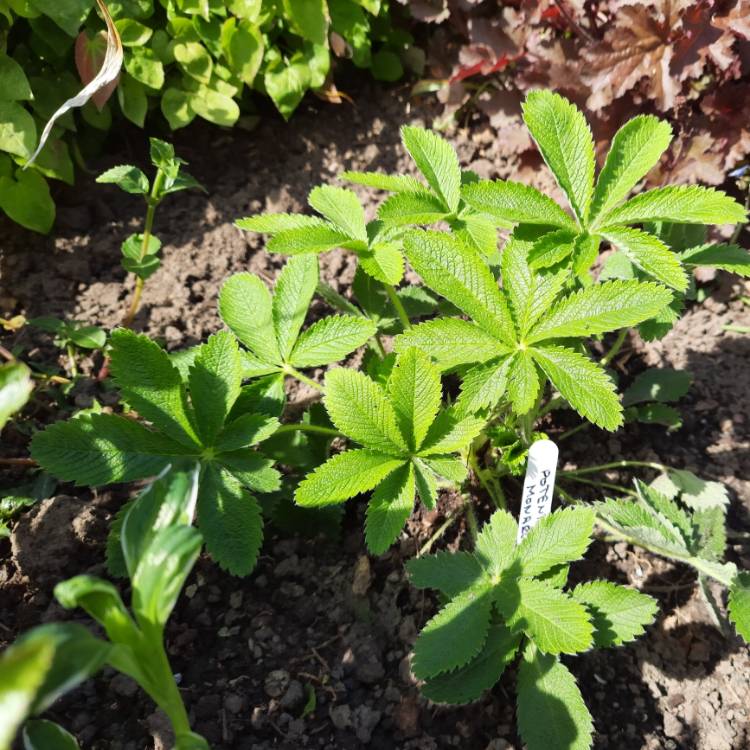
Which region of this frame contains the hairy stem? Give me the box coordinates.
[283,364,325,392]
[274,423,342,438]
[600,329,628,367]
[66,343,78,377]
[385,285,411,330]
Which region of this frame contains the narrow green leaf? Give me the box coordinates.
[309,185,367,242]
[198,465,263,576]
[422,624,521,705]
[455,356,512,415]
[419,409,485,456]
[507,351,541,415]
[462,180,577,230]
[407,551,484,597]
[679,243,750,276]
[31,415,191,487]
[295,449,406,507]
[413,457,438,510]
[109,329,200,448]
[24,719,81,750]
[474,510,517,578]
[272,255,319,360]
[217,450,281,494]
[394,318,510,370]
[215,413,280,453]
[323,368,407,452]
[729,572,750,643]
[219,273,281,365]
[378,191,449,225]
[496,578,593,654]
[289,316,377,367]
[401,126,461,212]
[527,229,577,270]
[268,224,357,255]
[365,463,415,554]
[342,170,428,193]
[531,346,622,430]
[527,280,673,343]
[235,213,323,233]
[412,585,493,679]
[572,581,658,647]
[600,226,688,291]
[601,185,748,227]
[189,331,242,445]
[404,231,516,346]
[516,507,595,577]
[424,455,468,484]
[388,347,442,451]
[522,90,595,223]
[357,243,405,285]
[589,115,673,226]
[452,212,503,257]
[517,646,594,750]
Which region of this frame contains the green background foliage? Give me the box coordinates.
[0,0,412,232]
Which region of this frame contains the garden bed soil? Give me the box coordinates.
[2,81,750,750]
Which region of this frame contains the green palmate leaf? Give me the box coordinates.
[516,507,595,577]
[522,90,595,223]
[23,720,81,750]
[365,462,415,554]
[572,581,658,647]
[388,348,442,451]
[324,368,407,453]
[601,185,747,227]
[357,243,405,285]
[217,449,280,493]
[507,351,541,415]
[589,115,673,226]
[219,273,281,365]
[679,243,750,276]
[215,413,279,453]
[401,126,461,212]
[527,280,673,343]
[412,457,438,509]
[198,465,263,576]
[267,224,355,255]
[404,231,516,346]
[295,449,406,507]
[309,185,367,242]
[424,455,468,484]
[600,226,688,291]
[31,414,190,487]
[596,498,685,549]
[419,409,485,455]
[394,318,510,370]
[342,171,428,193]
[462,180,577,230]
[110,329,200,448]
[236,214,324,233]
[474,509,517,578]
[456,357,512,415]
[378,191,449,225]
[496,578,593,654]
[189,332,241,446]
[290,315,376,368]
[131,525,202,630]
[527,229,577,270]
[517,646,594,750]
[636,480,694,545]
[452,212,502,257]
[0,632,54,750]
[422,624,522,705]
[531,345,622,430]
[728,573,750,642]
[502,231,569,338]
[412,585,493,679]
[407,551,484,597]
[272,255,318,360]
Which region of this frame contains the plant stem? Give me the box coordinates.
[730,190,750,244]
[66,343,78,377]
[0,457,37,467]
[385,285,411,330]
[560,459,667,477]
[371,333,387,359]
[123,171,165,328]
[600,329,628,367]
[274,423,342,438]
[559,474,637,496]
[557,422,590,442]
[466,502,479,543]
[468,449,507,509]
[283,364,325,392]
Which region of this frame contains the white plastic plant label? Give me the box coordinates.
[516,439,559,544]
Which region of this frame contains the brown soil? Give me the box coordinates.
[2,81,750,750]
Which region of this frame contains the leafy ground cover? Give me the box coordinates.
[4,78,750,746]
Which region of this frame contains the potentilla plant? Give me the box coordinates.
[0,466,208,750]
[19,88,750,750]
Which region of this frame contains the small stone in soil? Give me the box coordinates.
[264,669,290,698]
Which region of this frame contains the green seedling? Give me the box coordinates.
[30,316,106,376]
[31,328,280,575]
[0,361,32,430]
[97,138,203,326]
[408,506,657,750]
[621,367,693,431]
[0,465,208,749]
